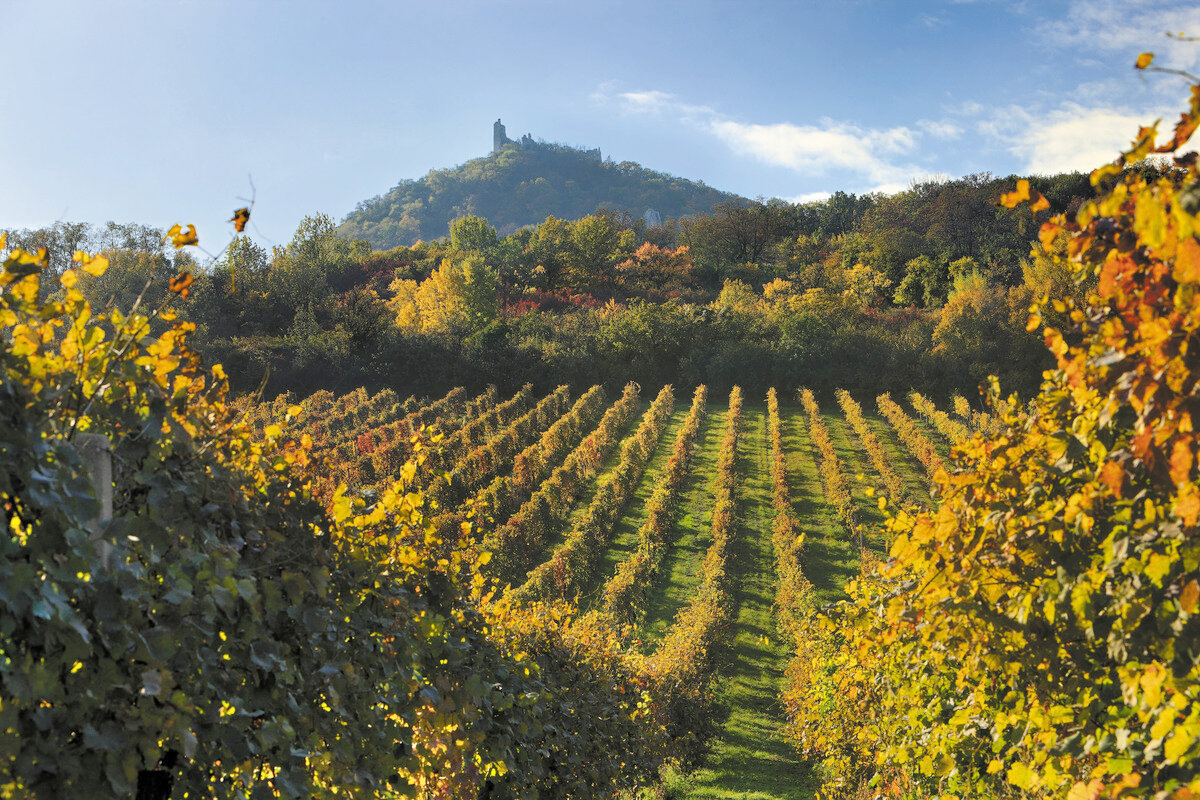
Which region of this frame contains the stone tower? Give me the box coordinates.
[493,119,510,153]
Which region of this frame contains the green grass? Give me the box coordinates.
[641,409,723,645]
[681,403,816,800]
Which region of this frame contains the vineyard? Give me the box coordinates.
[247,378,982,796]
[9,46,1200,800]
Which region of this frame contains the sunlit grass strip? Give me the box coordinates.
[768,388,811,645]
[515,384,675,602]
[836,388,907,507]
[645,386,742,685]
[483,383,640,585]
[600,385,707,628]
[877,392,943,477]
[909,390,969,445]
[799,388,857,536]
[477,384,607,521]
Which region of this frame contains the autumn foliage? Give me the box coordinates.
[787,72,1200,798]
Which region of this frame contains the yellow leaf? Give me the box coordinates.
[74,251,110,277]
[166,223,199,249]
[60,269,78,289]
[1000,179,1032,209]
[1146,552,1172,586]
[1136,52,1155,70]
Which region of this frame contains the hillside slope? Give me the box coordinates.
[339,138,745,248]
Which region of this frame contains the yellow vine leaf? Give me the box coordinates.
[166,223,199,248]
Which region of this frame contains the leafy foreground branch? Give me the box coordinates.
[786,70,1200,798]
[0,242,671,797]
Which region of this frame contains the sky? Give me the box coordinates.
[3,0,1199,248]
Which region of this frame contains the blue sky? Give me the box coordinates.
[3,0,1199,248]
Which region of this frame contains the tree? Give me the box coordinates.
[449,214,498,253]
[564,213,619,288]
[893,253,946,306]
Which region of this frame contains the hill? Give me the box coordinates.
[338,124,745,248]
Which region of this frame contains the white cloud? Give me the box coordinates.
[785,191,833,204]
[985,102,1167,174]
[917,119,964,139]
[707,118,923,184]
[595,86,943,186]
[1040,1,1200,73]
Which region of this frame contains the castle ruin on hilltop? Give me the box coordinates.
[493,119,601,161]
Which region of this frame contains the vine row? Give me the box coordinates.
[799,388,857,535]
[644,386,743,742]
[767,388,810,643]
[909,390,969,445]
[835,388,907,506]
[484,383,641,585]
[437,385,572,505]
[600,385,708,628]
[876,392,944,477]
[515,384,675,602]
[477,385,607,522]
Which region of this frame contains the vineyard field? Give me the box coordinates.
[270,381,977,797]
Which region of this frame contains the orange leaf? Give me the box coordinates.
[1181,579,1199,614]
[166,223,199,249]
[1000,179,1031,209]
[1039,221,1062,250]
[1099,461,1124,496]
[1175,237,1200,283]
[1135,52,1154,70]
[1030,191,1050,213]
[169,271,194,299]
[230,207,250,233]
[1170,439,1194,485]
[1176,486,1200,526]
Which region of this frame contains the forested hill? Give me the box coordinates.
[338,139,745,248]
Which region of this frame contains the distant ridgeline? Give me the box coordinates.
[338,119,744,249]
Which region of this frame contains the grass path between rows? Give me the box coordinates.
[641,409,723,645]
[681,403,815,800]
